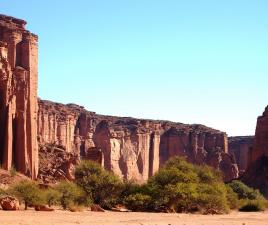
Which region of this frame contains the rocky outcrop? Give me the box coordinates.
[228,136,254,173]
[242,106,268,196]
[0,15,38,178]
[248,106,268,166]
[38,100,239,182]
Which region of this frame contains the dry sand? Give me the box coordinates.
[0,210,268,225]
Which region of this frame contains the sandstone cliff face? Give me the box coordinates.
[228,136,254,173]
[0,15,38,178]
[0,14,242,183]
[38,100,239,182]
[242,106,268,196]
[248,106,268,166]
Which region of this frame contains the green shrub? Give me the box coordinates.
[142,157,229,214]
[56,181,90,210]
[11,180,44,210]
[119,180,142,203]
[239,200,265,212]
[196,183,229,214]
[44,188,61,207]
[228,180,263,200]
[75,160,123,209]
[124,193,152,211]
[195,165,223,184]
[225,185,239,209]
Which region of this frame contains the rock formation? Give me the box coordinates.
[38,143,79,183]
[228,136,254,173]
[0,14,240,183]
[0,196,20,210]
[242,106,268,197]
[248,106,268,166]
[38,100,239,182]
[0,15,38,178]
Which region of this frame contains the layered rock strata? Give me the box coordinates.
[0,15,38,178]
[38,100,239,182]
[0,14,240,183]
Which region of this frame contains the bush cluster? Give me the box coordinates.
[227,180,267,212]
[4,180,89,210]
[122,157,230,214]
[2,157,267,213]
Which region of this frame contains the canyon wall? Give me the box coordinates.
[38,100,239,183]
[248,106,268,166]
[0,14,240,183]
[241,106,268,197]
[228,136,254,173]
[0,15,38,178]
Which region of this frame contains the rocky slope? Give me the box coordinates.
[38,99,239,183]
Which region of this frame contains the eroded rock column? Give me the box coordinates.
[0,15,38,178]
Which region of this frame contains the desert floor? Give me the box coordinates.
[0,210,268,225]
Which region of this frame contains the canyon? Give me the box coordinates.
[0,14,267,190]
[38,99,239,183]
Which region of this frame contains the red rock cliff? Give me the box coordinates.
[228,136,254,173]
[38,100,239,182]
[0,15,38,178]
[248,106,268,166]
[241,106,268,197]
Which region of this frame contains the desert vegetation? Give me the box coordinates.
[0,157,267,214]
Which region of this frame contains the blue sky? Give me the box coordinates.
[1,0,267,136]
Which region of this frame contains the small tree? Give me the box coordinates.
[56,181,90,210]
[44,188,61,207]
[11,180,43,210]
[124,193,152,211]
[196,183,229,214]
[119,180,141,203]
[75,160,123,208]
[142,157,230,214]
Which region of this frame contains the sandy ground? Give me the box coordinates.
[0,210,268,225]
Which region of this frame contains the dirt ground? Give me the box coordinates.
[0,210,268,225]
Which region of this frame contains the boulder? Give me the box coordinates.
[0,196,20,210]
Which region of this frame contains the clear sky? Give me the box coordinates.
[1,0,267,136]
